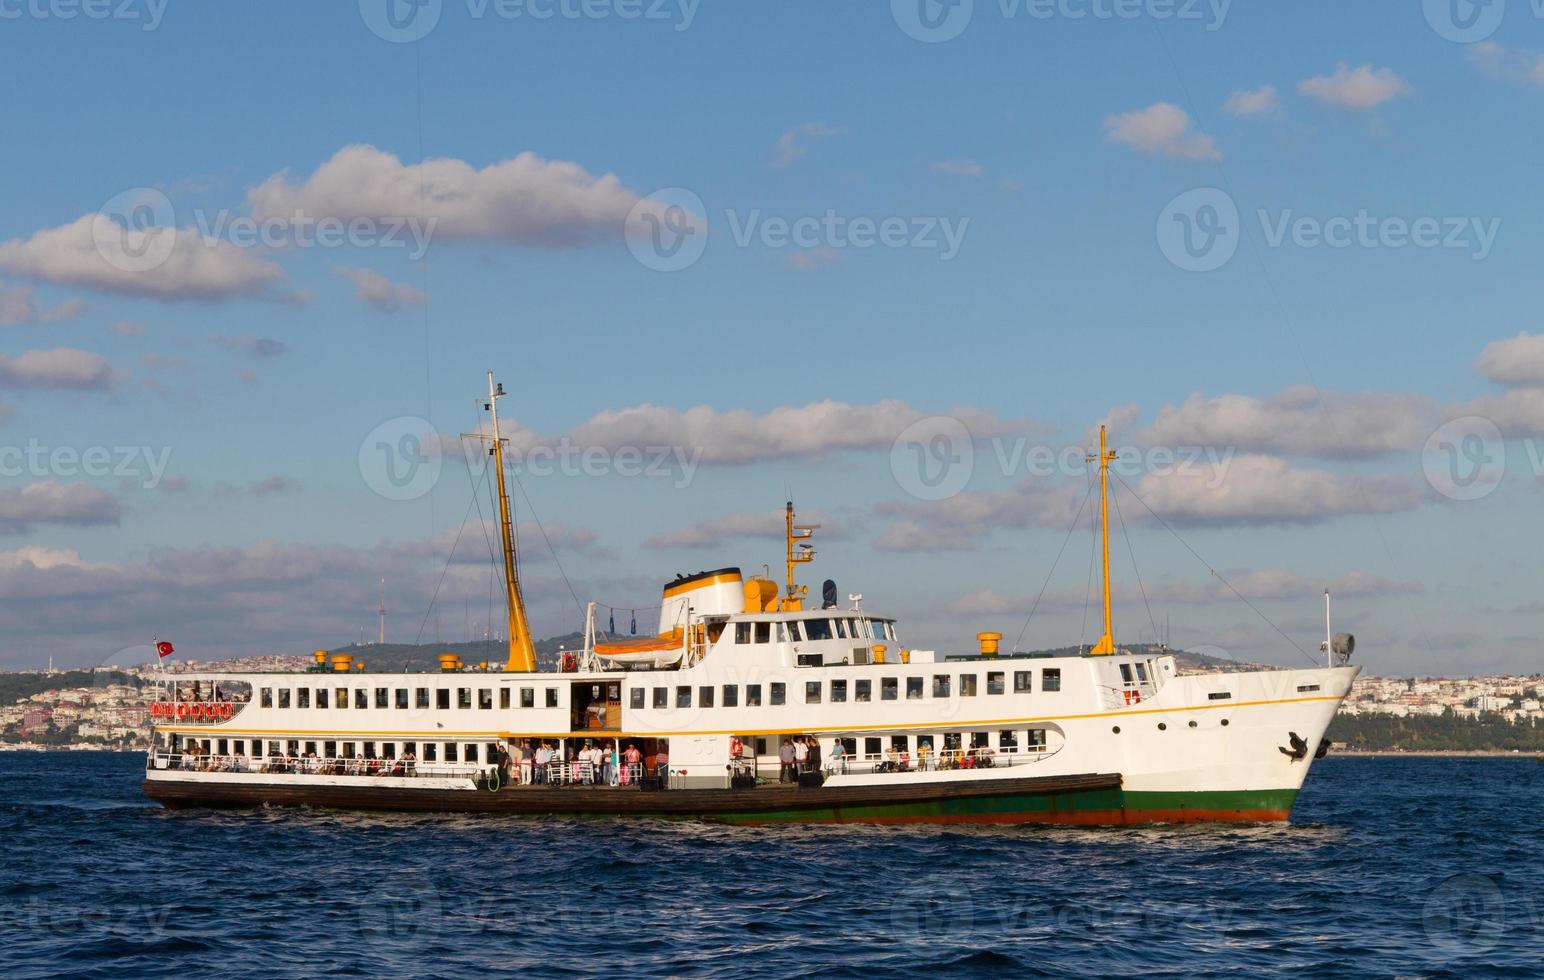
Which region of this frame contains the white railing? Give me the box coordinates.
[146,751,484,780]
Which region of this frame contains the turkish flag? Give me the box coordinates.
[155,641,174,658]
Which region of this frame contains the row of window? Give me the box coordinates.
[752,729,1049,757]
[629,669,1062,710]
[259,686,560,710]
[732,618,898,644]
[175,736,497,763]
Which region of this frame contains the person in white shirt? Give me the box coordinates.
[793,736,809,772]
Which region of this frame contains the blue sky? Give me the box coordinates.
[2,0,1543,674]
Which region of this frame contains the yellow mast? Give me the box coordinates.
[782,501,817,611]
[1089,424,1117,656]
[481,372,538,673]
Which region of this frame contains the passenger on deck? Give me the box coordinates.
[779,739,796,783]
[899,748,911,772]
[793,737,808,773]
[622,742,641,785]
[534,743,551,784]
[828,739,846,774]
[519,740,534,785]
[805,736,821,775]
[655,741,670,782]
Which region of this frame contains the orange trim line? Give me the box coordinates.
[159,693,1340,740]
[661,571,741,598]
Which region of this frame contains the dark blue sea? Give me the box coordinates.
[0,754,1537,979]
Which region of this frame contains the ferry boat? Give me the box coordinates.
[141,374,1360,825]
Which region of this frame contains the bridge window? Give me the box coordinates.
[478,689,493,710]
[457,688,472,709]
[805,681,822,704]
[260,688,273,708]
[882,677,898,701]
[699,686,715,708]
[297,689,310,709]
[987,672,1004,695]
[735,622,751,644]
[831,679,847,703]
[416,688,429,709]
[375,688,388,708]
[336,689,349,709]
[1014,671,1032,693]
[676,686,692,709]
[855,679,871,702]
[353,689,367,709]
[960,675,977,697]
[436,689,450,710]
[806,619,832,641]
[723,684,738,707]
[754,622,771,643]
[278,689,291,709]
[786,621,803,641]
[771,682,786,706]
[316,689,328,709]
[775,622,789,643]
[906,677,923,700]
[933,675,950,698]
[1042,669,1061,692]
[396,688,408,709]
[521,688,536,708]
[652,687,667,709]
[500,689,511,709]
[545,688,559,708]
[834,618,848,639]
[746,684,762,706]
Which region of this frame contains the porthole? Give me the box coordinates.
[1112,726,1121,734]
[1221,719,1229,727]
[1188,720,1197,729]
[1157,722,1167,731]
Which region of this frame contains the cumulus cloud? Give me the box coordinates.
[1222,85,1278,117]
[1299,64,1410,109]
[1467,42,1544,86]
[249,144,648,248]
[0,212,287,301]
[0,285,86,326]
[873,481,1086,551]
[950,569,1420,615]
[1475,331,1544,387]
[211,334,288,357]
[0,482,121,535]
[645,509,842,549]
[1136,386,1437,458]
[0,347,118,391]
[554,400,1036,465]
[932,159,985,178]
[334,265,427,311]
[773,123,846,168]
[1129,454,1423,526]
[1103,103,1220,160]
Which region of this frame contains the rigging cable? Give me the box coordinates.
[1110,481,1160,645]
[1011,480,1096,654]
[413,491,480,646]
[1112,472,1316,665]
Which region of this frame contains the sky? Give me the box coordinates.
[2,0,1543,676]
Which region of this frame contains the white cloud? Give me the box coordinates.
[772,123,846,168]
[1103,103,1220,161]
[1130,453,1423,526]
[0,213,286,301]
[1467,42,1544,87]
[1222,85,1278,117]
[932,159,985,177]
[873,482,1086,551]
[0,285,86,326]
[249,144,648,248]
[1136,386,1437,457]
[114,320,146,337]
[334,265,427,311]
[1475,332,1544,387]
[0,482,121,535]
[1299,63,1410,109]
[0,347,118,391]
[950,569,1420,615]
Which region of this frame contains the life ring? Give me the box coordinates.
[729,737,742,759]
[219,703,234,719]
[487,768,502,792]
[561,651,577,672]
[176,704,189,719]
